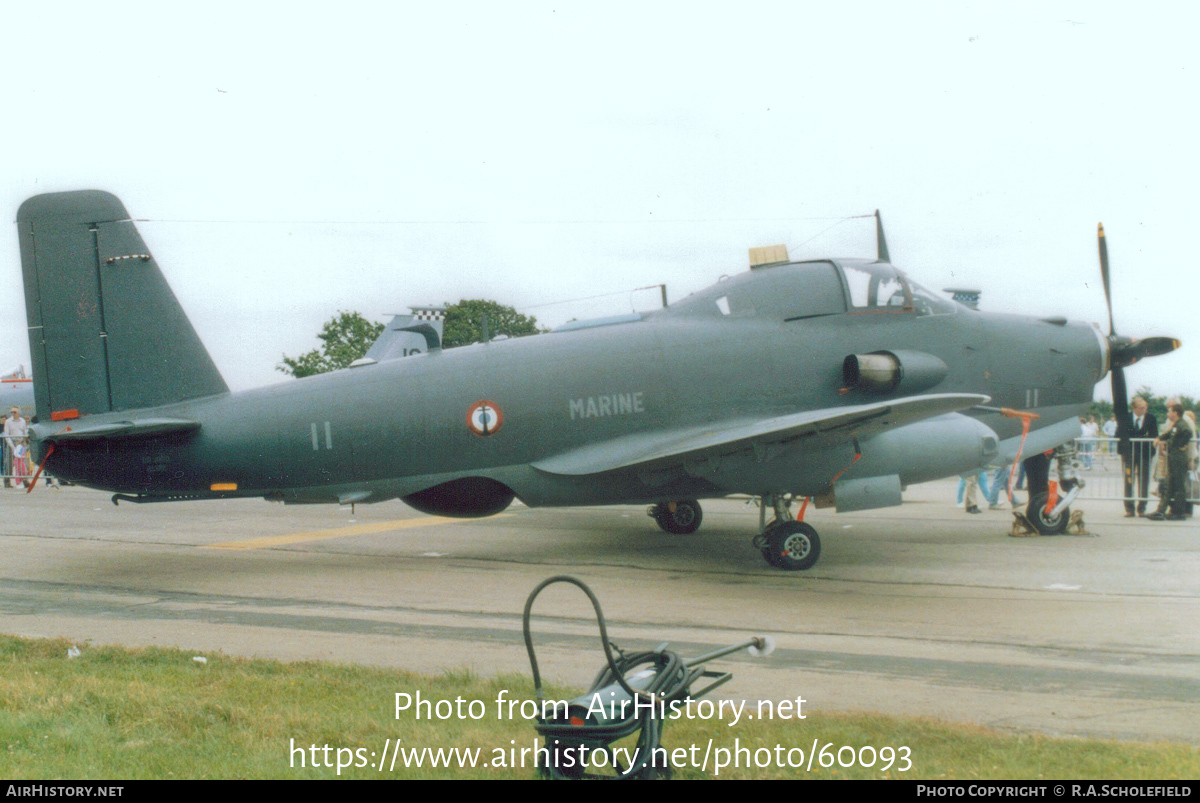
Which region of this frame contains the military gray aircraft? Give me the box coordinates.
[14,191,1179,570]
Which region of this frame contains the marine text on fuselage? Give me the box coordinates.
[569,392,645,420]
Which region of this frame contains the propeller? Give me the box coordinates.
[1096,223,1180,448]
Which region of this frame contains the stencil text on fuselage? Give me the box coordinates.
[569,392,646,420]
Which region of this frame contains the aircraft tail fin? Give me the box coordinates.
[17,191,228,421]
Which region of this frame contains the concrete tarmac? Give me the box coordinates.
[1,479,1197,744]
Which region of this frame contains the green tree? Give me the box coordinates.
[442,299,542,348]
[1088,399,1113,422]
[278,311,385,378]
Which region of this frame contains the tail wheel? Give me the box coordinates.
[1027,493,1069,535]
[765,521,821,570]
[652,499,703,534]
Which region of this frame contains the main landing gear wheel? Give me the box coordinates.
[650,499,703,535]
[763,521,821,571]
[1026,492,1069,535]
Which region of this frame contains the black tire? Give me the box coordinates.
[1027,492,1069,535]
[759,518,785,567]
[765,521,821,570]
[652,499,703,535]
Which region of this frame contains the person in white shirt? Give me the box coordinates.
[1101,415,1118,458]
[3,407,29,488]
[1079,415,1099,469]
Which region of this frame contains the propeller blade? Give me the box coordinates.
[1098,223,1115,335]
[1127,336,1180,364]
[1111,364,1130,445]
[1111,335,1181,368]
[1099,222,1128,450]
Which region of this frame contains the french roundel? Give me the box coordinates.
[466,400,504,436]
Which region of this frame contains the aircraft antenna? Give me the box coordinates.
[875,209,890,263]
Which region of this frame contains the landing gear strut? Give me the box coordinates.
[752,493,822,571]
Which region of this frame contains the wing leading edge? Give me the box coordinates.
[532,393,990,477]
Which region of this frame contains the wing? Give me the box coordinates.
[532,393,989,477]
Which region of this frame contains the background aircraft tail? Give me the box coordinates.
[17,191,228,421]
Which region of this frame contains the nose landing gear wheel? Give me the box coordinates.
[764,521,821,570]
[650,499,703,534]
[1026,493,1069,535]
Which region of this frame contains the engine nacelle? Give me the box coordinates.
[842,350,948,395]
[402,477,516,517]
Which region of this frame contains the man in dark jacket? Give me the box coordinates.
[1119,396,1158,516]
[1149,404,1192,520]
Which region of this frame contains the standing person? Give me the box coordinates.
[1185,410,1199,517]
[10,439,31,488]
[1079,415,1098,469]
[1149,400,1180,518]
[3,407,27,488]
[1102,414,1118,460]
[1120,397,1158,517]
[1149,404,1192,521]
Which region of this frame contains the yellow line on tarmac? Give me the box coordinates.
[204,515,492,551]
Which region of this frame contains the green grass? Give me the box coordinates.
[0,635,1196,779]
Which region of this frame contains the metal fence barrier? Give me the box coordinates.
[1070,436,1198,505]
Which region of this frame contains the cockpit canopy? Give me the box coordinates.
[669,259,959,321]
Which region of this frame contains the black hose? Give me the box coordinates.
[522,575,697,779]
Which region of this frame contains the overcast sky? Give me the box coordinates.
[1,3,1195,399]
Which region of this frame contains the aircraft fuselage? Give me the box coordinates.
[38,283,1103,510]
